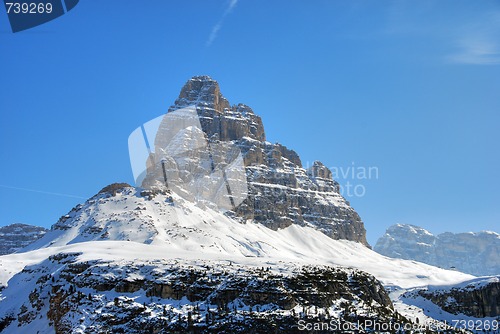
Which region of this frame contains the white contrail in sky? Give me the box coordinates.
[0,184,87,199]
[207,0,239,47]
[447,35,500,65]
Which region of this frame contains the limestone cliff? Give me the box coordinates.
[374,224,500,276]
[166,76,368,246]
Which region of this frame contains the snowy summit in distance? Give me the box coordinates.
[374,223,500,277]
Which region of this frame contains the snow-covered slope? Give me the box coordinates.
[374,224,500,276]
[20,186,472,289]
[1,185,483,333]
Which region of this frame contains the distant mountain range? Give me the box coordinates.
[0,223,47,255]
[374,224,500,276]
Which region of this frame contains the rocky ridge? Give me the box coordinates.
[0,252,409,333]
[374,224,500,276]
[417,278,500,318]
[1,183,478,333]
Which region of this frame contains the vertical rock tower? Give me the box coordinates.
[166,76,369,246]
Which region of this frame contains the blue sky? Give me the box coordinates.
[0,0,499,245]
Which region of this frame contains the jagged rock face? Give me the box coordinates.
[0,223,47,255]
[175,75,231,114]
[0,252,412,334]
[165,76,369,246]
[374,224,500,276]
[413,276,500,318]
[195,103,266,143]
[419,281,500,318]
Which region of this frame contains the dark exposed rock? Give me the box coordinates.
[98,183,132,196]
[0,314,15,332]
[418,280,500,318]
[308,161,333,184]
[2,253,416,333]
[47,286,72,333]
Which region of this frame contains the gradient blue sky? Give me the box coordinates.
[1,0,499,245]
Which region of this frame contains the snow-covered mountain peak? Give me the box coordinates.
[25,184,174,250]
[1,179,494,333]
[382,224,436,244]
[375,224,500,276]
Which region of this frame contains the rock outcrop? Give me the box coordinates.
[0,223,47,255]
[163,76,369,246]
[401,277,500,319]
[0,252,412,333]
[419,279,500,318]
[374,224,500,276]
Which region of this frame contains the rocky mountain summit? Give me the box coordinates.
[0,223,47,255]
[374,224,500,276]
[163,75,368,245]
